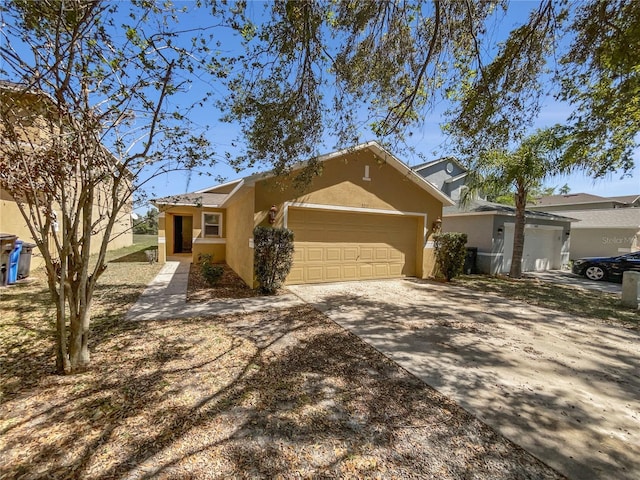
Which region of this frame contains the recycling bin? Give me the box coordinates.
[18,242,36,279]
[1,234,18,286]
[7,240,23,284]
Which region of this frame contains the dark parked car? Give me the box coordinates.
[572,251,640,281]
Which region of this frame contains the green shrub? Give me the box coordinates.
[198,253,223,285]
[434,232,468,281]
[254,226,294,294]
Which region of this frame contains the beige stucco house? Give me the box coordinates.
[0,81,133,270]
[153,142,454,286]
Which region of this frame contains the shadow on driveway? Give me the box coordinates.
[289,278,640,480]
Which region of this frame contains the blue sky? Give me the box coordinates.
[141,0,638,206]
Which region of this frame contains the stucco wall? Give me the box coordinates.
[443,213,571,274]
[443,214,497,274]
[225,186,255,287]
[416,160,466,191]
[1,188,132,271]
[570,228,639,259]
[158,205,227,263]
[157,213,166,263]
[1,88,133,271]
[254,151,443,279]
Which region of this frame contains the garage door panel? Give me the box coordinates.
[343,247,358,261]
[359,264,374,278]
[286,208,419,284]
[360,247,374,261]
[307,247,323,262]
[306,266,324,282]
[389,263,403,276]
[389,249,403,261]
[374,264,389,276]
[325,265,341,281]
[375,248,389,261]
[343,265,358,279]
[326,247,341,261]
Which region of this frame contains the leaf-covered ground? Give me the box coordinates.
[1,248,564,479]
[454,274,638,328]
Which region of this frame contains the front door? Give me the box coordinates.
[173,215,193,253]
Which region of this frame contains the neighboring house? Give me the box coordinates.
[530,192,640,211]
[414,160,573,274]
[442,200,573,274]
[0,81,133,270]
[412,157,469,201]
[547,209,639,259]
[529,192,640,259]
[153,141,454,286]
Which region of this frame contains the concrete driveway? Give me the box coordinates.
[288,278,640,480]
[525,270,626,296]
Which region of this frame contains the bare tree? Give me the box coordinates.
[0,0,221,373]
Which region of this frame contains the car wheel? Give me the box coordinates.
[585,266,606,281]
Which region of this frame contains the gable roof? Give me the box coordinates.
[444,199,576,222]
[530,193,607,207]
[557,208,640,229]
[607,194,640,205]
[412,156,467,173]
[152,192,230,207]
[154,141,455,208]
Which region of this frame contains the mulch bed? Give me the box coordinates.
[187,263,285,302]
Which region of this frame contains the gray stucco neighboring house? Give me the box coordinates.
[414,159,576,274]
[412,157,469,201]
[442,200,574,274]
[550,209,640,259]
[528,192,640,259]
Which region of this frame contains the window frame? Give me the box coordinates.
[202,212,223,238]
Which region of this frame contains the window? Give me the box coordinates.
[202,213,222,237]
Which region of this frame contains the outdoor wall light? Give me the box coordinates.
[432,217,442,233]
[268,205,277,224]
[497,227,504,237]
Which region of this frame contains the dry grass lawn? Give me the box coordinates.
[455,274,639,328]
[1,248,564,479]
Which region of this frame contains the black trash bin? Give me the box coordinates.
[464,247,478,275]
[18,242,36,279]
[1,233,18,287]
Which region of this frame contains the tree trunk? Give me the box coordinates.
[509,187,527,279]
[56,307,70,374]
[68,307,91,373]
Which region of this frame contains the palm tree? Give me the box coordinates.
[462,128,565,278]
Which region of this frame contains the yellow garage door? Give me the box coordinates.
[286,208,418,284]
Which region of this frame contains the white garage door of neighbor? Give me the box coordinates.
[502,224,562,273]
[286,208,419,284]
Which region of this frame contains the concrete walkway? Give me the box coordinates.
[125,260,304,321]
[289,278,640,480]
